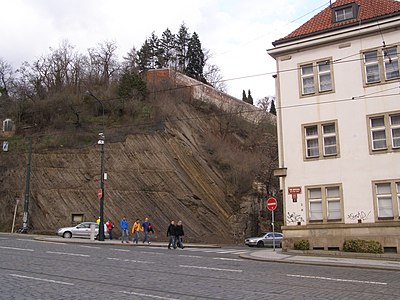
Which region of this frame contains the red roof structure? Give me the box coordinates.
[273,0,400,45]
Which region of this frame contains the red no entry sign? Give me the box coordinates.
[266,197,277,211]
[97,188,102,200]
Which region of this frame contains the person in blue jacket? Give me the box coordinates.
[142,217,153,244]
[120,216,129,243]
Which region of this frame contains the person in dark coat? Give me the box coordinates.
[167,220,177,249]
[175,220,184,249]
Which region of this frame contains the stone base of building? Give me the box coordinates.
[282,222,400,253]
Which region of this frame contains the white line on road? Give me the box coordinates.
[0,237,8,240]
[178,254,203,258]
[0,246,34,252]
[46,251,90,257]
[17,239,67,245]
[106,257,154,264]
[287,274,387,285]
[179,265,243,273]
[10,274,74,286]
[213,257,243,262]
[110,248,130,252]
[120,291,178,300]
[80,245,101,249]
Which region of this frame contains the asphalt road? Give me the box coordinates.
[0,234,399,299]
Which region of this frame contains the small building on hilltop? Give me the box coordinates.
[268,0,400,252]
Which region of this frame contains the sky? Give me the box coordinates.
[0,0,332,102]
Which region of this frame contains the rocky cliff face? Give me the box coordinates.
[0,98,270,244]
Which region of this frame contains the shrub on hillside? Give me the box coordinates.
[294,239,310,250]
[343,239,383,254]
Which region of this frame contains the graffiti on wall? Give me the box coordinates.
[287,212,305,224]
[347,211,371,221]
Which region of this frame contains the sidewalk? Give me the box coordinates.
[33,236,220,249]
[240,248,400,271]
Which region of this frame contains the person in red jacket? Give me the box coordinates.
[105,219,114,240]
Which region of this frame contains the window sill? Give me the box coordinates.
[377,217,394,221]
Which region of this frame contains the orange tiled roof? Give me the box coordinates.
[274,0,400,45]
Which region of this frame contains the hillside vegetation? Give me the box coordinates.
[0,38,279,243]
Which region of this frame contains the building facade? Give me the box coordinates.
[268,0,400,252]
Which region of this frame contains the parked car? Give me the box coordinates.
[245,232,283,248]
[56,222,109,239]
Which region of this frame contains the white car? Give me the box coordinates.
[56,222,109,239]
[245,232,283,248]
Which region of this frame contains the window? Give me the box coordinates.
[303,121,339,160]
[306,185,343,223]
[300,59,334,96]
[363,46,400,85]
[333,3,358,23]
[368,111,400,153]
[373,180,400,220]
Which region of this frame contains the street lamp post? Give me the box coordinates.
[88,91,105,241]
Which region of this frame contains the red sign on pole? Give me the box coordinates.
[266,197,277,211]
[97,188,102,200]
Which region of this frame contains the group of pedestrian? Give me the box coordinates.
[97,216,185,249]
[119,216,153,244]
[167,220,184,249]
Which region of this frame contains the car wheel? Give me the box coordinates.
[63,232,72,238]
[256,241,264,248]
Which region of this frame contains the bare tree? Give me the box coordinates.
[87,41,119,86]
[0,58,14,97]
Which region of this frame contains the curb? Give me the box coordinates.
[32,236,221,249]
[239,251,400,271]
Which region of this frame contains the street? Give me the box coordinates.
[0,234,399,299]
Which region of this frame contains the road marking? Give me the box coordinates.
[46,251,89,257]
[106,257,154,264]
[120,291,178,300]
[178,254,203,258]
[141,251,165,255]
[213,257,243,262]
[179,265,243,273]
[0,246,34,252]
[287,274,387,285]
[17,239,67,245]
[111,248,130,252]
[80,245,101,249]
[0,237,8,240]
[10,274,74,286]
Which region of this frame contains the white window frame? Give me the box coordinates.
[303,120,339,160]
[368,111,400,154]
[373,180,400,221]
[333,4,358,23]
[362,45,400,85]
[299,58,334,97]
[306,184,343,223]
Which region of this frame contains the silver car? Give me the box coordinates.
[245,232,283,248]
[56,222,109,239]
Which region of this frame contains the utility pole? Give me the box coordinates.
[22,137,32,233]
[88,91,106,241]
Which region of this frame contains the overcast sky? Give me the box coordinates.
[0,0,331,102]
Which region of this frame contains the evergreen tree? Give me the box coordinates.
[118,70,147,100]
[136,40,153,70]
[269,99,276,115]
[242,90,247,102]
[160,28,176,68]
[185,32,205,82]
[247,89,254,105]
[175,23,191,72]
[147,32,161,68]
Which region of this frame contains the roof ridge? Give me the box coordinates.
[274,0,400,45]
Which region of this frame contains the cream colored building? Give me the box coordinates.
[268,0,400,252]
